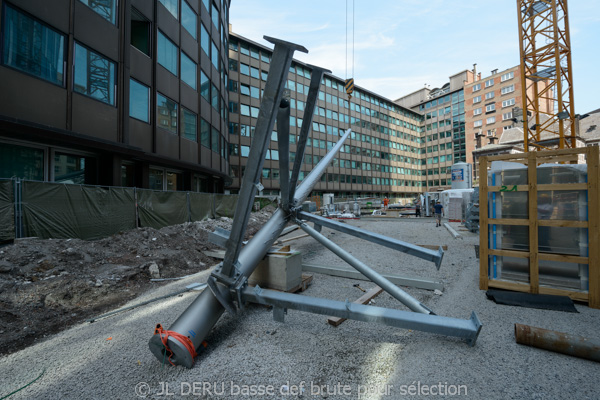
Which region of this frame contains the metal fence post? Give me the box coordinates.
[13,178,23,238]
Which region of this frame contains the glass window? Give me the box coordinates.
[54,152,88,184]
[473,96,481,104]
[129,79,149,122]
[250,66,259,79]
[0,143,44,181]
[503,112,513,120]
[240,63,249,75]
[200,118,210,148]
[202,0,210,11]
[485,78,494,88]
[211,2,219,29]
[211,41,219,69]
[240,84,250,96]
[486,116,496,124]
[157,93,178,134]
[200,70,210,101]
[149,168,163,190]
[159,0,178,19]
[228,58,238,71]
[485,92,495,100]
[474,120,482,127]
[501,84,515,95]
[131,8,151,56]
[181,108,197,141]
[211,84,219,110]
[501,71,514,82]
[250,86,259,99]
[2,5,65,86]
[502,98,516,107]
[211,127,219,152]
[181,51,196,89]
[472,83,481,92]
[74,43,116,105]
[200,24,209,55]
[181,1,197,39]
[473,107,482,116]
[79,0,117,24]
[157,31,178,76]
[486,104,495,112]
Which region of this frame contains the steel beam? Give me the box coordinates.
[298,211,444,269]
[301,263,444,291]
[289,65,330,207]
[243,286,482,346]
[221,37,308,277]
[297,221,434,314]
[277,90,291,211]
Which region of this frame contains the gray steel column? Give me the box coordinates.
[289,65,330,206]
[298,211,444,269]
[221,37,308,277]
[297,221,433,314]
[277,90,291,211]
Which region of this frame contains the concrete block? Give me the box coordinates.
[249,252,303,291]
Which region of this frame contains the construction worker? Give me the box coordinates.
[415,203,421,217]
[434,201,443,227]
[383,197,389,210]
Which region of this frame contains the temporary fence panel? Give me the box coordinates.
[214,193,239,218]
[479,147,599,309]
[0,180,14,241]
[189,192,213,221]
[22,182,136,240]
[137,189,189,229]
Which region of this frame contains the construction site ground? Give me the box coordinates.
[0,214,597,399]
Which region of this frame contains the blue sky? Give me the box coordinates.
[230,1,599,114]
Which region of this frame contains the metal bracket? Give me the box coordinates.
[231,275,249,311]
[254,182,264,192]
[206,276,237,315]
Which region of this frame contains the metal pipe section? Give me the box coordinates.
[244,286,482,346]
[221,37,308,277]
[149,130,353,367]
[289,65,330,206]
[298,211,444,269]
[297,221,433,314]
[277,90,291,211]
[293,128,352,205]
[514,323,600,362]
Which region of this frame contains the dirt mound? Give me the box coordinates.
[0,205,276,356]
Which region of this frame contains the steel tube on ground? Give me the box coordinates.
[514,323,600,362]
[298,221,433,314]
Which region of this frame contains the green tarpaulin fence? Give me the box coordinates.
[22,182,136,240]
[136,189,189,229]
[189,192,214,221]
[0,180,14,241]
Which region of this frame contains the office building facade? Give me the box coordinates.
[226,32,426,201]
[0,0,231,192]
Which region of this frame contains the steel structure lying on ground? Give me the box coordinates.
[149,36,482,368]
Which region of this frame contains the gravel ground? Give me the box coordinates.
[0,216,598,399]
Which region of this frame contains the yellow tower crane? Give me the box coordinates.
[517,0,576,151]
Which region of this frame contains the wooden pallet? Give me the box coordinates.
[327,286,383,327]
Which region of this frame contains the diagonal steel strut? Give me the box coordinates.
[297,211,444,269]
[289,65,330,207]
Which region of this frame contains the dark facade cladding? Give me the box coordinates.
[227,33,428,200]
[0,0,230,192]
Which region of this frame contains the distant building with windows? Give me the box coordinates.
[0,0,231,192]
[226,32,427,201]
[394,70,475,192]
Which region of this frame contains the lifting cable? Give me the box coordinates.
[345,0,355,101]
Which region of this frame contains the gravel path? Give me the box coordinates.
[0,216,598,399]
